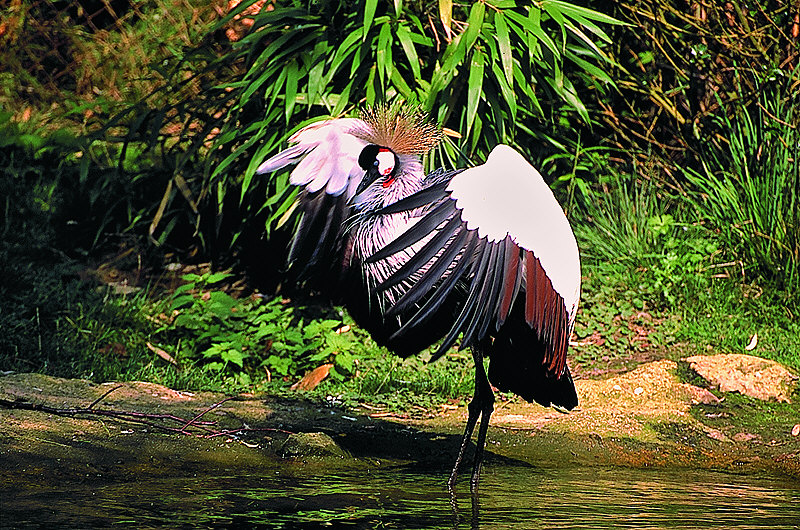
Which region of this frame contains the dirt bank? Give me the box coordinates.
[1,358,798,492]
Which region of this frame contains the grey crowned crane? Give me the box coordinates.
[256,107,581,490]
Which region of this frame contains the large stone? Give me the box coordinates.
[683,354,798,403]
[278,431,350,459]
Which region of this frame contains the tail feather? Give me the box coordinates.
[486,304,578,410]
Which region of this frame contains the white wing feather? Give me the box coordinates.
[447,144,581,316]
[256,118,368,197]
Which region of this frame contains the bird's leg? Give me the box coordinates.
[448,348,495,492]
[469,349,494,492]
[448,391,481,491]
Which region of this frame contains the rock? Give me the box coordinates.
[686,385,722,405]
[278,431,350,459]
[683,354,798,403]
[577,360,706,414]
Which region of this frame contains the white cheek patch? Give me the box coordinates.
[376,150,395,176]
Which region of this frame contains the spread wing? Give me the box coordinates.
[257,118,369,197]
[256,118,370,281]
[367,145,581,377]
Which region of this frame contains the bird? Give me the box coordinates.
[256,106,581,490]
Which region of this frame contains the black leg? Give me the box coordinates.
[469,349,494,491]
[448,348,495,492]
[447,389,481,491]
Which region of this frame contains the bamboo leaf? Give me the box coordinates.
[210,0,278,31]
[439,0,453,41]
[506,8,557,57]
[328,28,363,80]
[363,0,378,40]
[466,49,485,137]
[212,130,266,185]
[307,42,329,106]
[332,81,354,115]
[377,20,393,87]
[545,0,624,28]
[149,179,173,246]
[542,2,567,53]
[564,20,606,60]
[440,31,467,73]
[390,67,413,98]
[365,65,377,105]
[284,61,299,122]
[512,64,542,116]
[396,24,422,79]
[462,2,485,51]
[558,76,589,122]
[565,47,613,84]
[491,61,517,118]
[495,11,513,86]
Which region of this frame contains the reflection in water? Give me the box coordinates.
[4,465,799,528]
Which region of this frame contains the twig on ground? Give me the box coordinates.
[0,394,293,440]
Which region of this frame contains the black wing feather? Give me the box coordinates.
[497,238,522,327]
[460,242,502,347]
[390,232,478,337]
[385,227,470,317]
[366,198,455,263]
[375,180,451,215]
[474,239,509,341]
[428,238,493,356]
[288,191,350,282]
[377,212,463,290]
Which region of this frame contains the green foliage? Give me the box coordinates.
[574,167,720,307]
[0,108,197,254]
[0,240,158,383]
[94,0,622,253]
[682,82,800,296]
[570,151,797,372]
[153,272,365,385]
[0,112,71,246]
[676,282,800,374]
[0,0,219,132]
[224,0,620,202]
[595,2,799,304]
[571,268,681,371]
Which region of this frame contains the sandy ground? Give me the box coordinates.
[1,359,798,491]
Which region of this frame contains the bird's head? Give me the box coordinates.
[355,144,399,195]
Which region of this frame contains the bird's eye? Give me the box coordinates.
[373,160,379,167]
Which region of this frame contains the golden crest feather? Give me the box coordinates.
[349,105,443,155]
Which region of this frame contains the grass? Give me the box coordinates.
[570,161,799,376]
[682,81,800,294]
[676,283,799,373]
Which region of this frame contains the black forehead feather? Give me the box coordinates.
[358,144,381,170]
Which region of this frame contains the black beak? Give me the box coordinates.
[354,165,381,197]
[354,145,382,197]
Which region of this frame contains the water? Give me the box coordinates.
[3,465,798,528]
